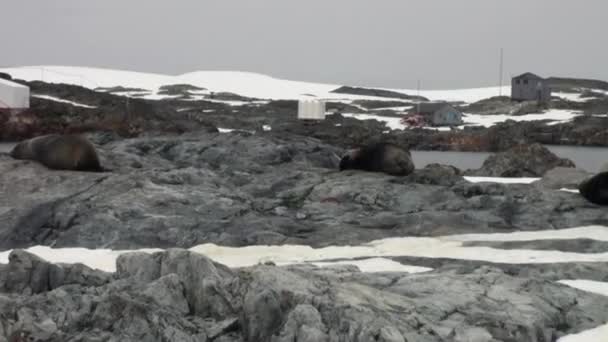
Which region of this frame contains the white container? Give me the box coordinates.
[298,99,325,120]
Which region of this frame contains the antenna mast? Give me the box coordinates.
[498,48,504,96]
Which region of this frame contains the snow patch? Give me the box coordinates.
[342,113,404,130]
[464,176,540,184]
[3,226,608,273]
[32,94,97,108]
[560,188,580,194]
[462,110,581,128]
[0,66,510,103]
[558,280,608,297]
[557,324,608,342]
[447,226,608,243]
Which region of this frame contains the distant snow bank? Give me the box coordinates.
[0,65,510,103]
[2,226,608,273]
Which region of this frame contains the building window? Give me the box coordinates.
[524,80,529,85]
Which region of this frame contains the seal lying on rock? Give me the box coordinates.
[578,172,608,205]
[10,134,107,172]
[339,142,414,176]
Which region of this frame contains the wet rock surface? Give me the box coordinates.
[1,250,608,342]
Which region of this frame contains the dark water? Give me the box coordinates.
[413,145,607,173]
[1,142,605,173]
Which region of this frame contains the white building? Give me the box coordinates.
[0,78,30,113]
[298,99,326,120]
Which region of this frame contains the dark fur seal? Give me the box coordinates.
[579,172,608,205]
[10,134,106,172]
[339,142,415,176]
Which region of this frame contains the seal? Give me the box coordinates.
[339,142,415,176]
[10,134,106,172]
[578,172,608,205]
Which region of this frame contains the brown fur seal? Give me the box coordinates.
[10,134,107,172]
[579,171,608,205]
[339,142,415,176]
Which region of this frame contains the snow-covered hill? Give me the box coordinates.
[0,65,510,103]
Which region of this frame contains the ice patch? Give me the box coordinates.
[218,128,235,133]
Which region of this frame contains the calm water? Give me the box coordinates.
[413,145,607,173]
[1,143,606,173]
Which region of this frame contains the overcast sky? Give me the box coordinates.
[2,0,607,89]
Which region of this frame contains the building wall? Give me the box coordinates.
[431,106,463,126]
[0,79,30,109]
[511,77,551,102]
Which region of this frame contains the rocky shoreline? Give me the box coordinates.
[1,78,608,341]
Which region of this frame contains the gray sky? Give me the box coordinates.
[2,0,607,89]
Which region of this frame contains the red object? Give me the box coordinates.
[401,114,425,127]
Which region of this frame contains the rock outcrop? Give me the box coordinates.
[0,133,604,250]
[468,143,576,177]
[1,250,607,342]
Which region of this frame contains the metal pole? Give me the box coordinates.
[417,80,421,114]
[499,48,504,97]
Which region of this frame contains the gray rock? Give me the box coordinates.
[116,252,161,282]
[142,274,190,315]
[243,289,283,342]
[272,304,328,342]
[536,167,592,190]
[1,251,608,341]
[159,249,236,319]
[0,250,50,294]
[1,133,606,251]
[468,143,575,177]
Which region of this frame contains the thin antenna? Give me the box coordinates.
[417,79,421,114]
[498,48,504,97]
